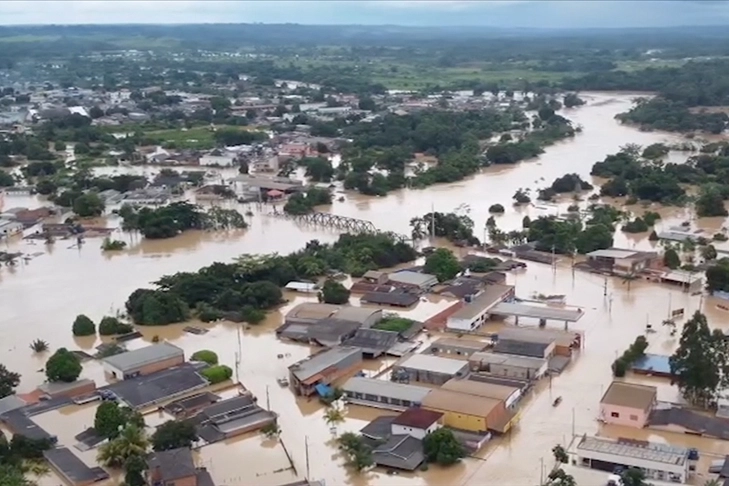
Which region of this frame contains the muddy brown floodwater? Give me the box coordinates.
[3,92,729,486]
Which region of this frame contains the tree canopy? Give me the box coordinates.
[71,314,96,337]
[423,428,466,466]
[319,279,350,305]
[424,248,461,282]
[0,364,20,399]
[45,348,82,383]
[151,420,198,451]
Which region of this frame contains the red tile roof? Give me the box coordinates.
[392,407,443,429]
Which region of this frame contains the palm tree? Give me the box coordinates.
[323,407,345,428]
[29,339,49,353]
[97,424,149,468]
[621,270,638,292]
[547,468,576,486]
[704,480,722,486]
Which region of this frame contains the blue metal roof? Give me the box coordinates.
[632,353,672,375]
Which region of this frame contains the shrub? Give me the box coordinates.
[98,316,134,336]
[72,315,96,337]
[45,348,82,382]
[191,350,219,365]
[201,365,233,384]
[488,204,505,214]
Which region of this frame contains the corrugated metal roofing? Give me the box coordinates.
[102,343,183,372]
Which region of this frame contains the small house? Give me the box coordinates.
[585,248,658,276]
[599,381,657,428]
[147,447,215,486]
[468,352,547,380]
[102,343,184,380]
[446,284,515,332]
[362,270,388,285]
[387,271,438,291]
[288,346,362,396]
[393,354,469,385]
[391,407,443,439]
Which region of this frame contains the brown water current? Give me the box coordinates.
[3,92,729,485]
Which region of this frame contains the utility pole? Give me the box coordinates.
[571,407,576,438]
[266,385,271,411]
[551,245,556,275]
[540,457,544,486]
[603,277,607,297]
[305,436,311,480]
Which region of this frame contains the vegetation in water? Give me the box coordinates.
[424,248,462,282]
[101,238,127,251]
[71,314,96,337]
[318,279,350,305]
[201,365,233,384]
[0,364,20,399]
[98,316,134,336]
[423,428,466,466]
[410,212,478,245]
[283,187,333,215]
[612,335,648,377]
[151,420,198,451]
[337,432,374,472]
[45,347,82,383]
[119,202,246,239]
[191,350,219,365]
[29,339,49,353]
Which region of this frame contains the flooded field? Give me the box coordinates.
[2,92,729,485]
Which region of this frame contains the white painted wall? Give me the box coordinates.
[391,422,440,440]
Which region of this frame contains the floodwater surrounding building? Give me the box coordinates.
[3,93,729,486]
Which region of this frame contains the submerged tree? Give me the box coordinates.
[0,364,21,398]
[97,424,149,468]
[670,311,729,407]
[422,428,466,466]
[29,339,49,353]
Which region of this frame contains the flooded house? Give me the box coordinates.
[584,248,659,276]
[43,447,109,486]
[569,435,690,484]
[102,343,184,380]
[392,354,469,385]
[360,290,420,308]
[341,377,432,411]
[147,447,215,486]
[467,352,548,381]
[195,394,276,442]
[599,381,657,428]
[36,379,96,400]
[496,327,582,357]
[288,346,362,396]
[391,407,443,440]
[421,387,512,434]
[282,303,340,327]
[427,337,490,357]
[446,284,515,332]
[387,270,438,291]
[442,378,523,411]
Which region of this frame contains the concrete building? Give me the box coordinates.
[599,381,657,428]
[289,346,362,396]
[283,303,340,326]
[393,354,469,385]
[442,378,522,410]
[585,248,658,276]
[199,153,236,167]
[422,388,510,434]
[341,377,432,410]
[391,408,443,440]
[43,448,109,486]
[468,352,548,380]
[446,284,515,331]
[102,343,184,380]
[427,338,490,357]
[497,327,582,357]
[571,435,689,484]
[387,271,438,291]
[332,306,383,328]
[37,379,96,400]
[196,394,276,441]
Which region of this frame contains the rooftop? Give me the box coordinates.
[342,377,432,403]
[600,381,657,410]
[490,302,584,322]
[442,378,520,401]
[396,354,469,376]
[0,395,26,415]
[361,291,420,307]
[576,436,688,467]
[38,379,96,396]
[307,318,361,345]
[493,339,552,358]
[289,346,361,382]
[372,435,425,471]
[103,364,208,409]
[102,343,183,372]
[344,328,399,356]
[631,353,673,376]
[201,395,257,423]
[388,270,437,287]
[497,327,575,346]
[470,351,547,369]
[429,338,490,352]
[422,388,502,418]
[586,248,642,259]
[285,303,340,322]
[44,447,109,485]
[147,447,196,481]
[360,416,396,441]
[0,409,54,441]
[449,284,514,321]
[333,306,382,325]
[392,407,443,429]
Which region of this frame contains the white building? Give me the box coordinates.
[571,435,690,484]
[200,154,236,167]
[390,408,443,440]
[446,284,514,332]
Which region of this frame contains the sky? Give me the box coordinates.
[0,0,728,29]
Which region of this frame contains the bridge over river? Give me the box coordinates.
[269,210,410,242]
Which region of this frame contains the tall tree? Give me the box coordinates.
[0,364,20,398]
[151,420,198,451]
[97,425,149,468]
[670,311,729,407]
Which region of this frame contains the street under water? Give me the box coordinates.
[2,92,729,486]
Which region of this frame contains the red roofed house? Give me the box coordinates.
[391,407,443,439]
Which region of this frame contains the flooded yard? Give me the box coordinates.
[2,92,729,485]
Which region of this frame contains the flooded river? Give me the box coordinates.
[3,92,729,486]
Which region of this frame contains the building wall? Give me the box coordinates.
[424,407,486,433]
[291,353,363,396]
[106,355,184,380]
[391,422,440,440]
[576,448,687,482]
[398,366,459,386]
[599,403,650,428]
[200,155,235,166]
[490,363,541,380]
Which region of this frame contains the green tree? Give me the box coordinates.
[621,467,649,486]
[0,171,14,187]
[488,203,505,214]
[670,311,729,407]
[696,184,728,218]
[29,339,49,353]
[323,407,345,427]
[201,365,232,384]
[35,178,57,195]
[53,141,66,151]
[337,432,373,472]
[123,454,147,486]
[423,428,466,466]
[0,364,20,398]
[261,421,281,439]
[318,279,350,305]
[45,348,81,383]
[97,424,149,468]
[424,248,462,282]
[548,468,577,486]
[664,248,681,269]
[707,259,729,293]
[702,245,718,261]
[98,316,133,336]
[151,420,198,451]
[72,314,96,337]
[73,193,105,217]
[94,402,128,440]
[191,350,218,365]
[552,444,569,463]
[302,157,334,182]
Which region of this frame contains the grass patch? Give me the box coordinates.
[145,125,259,150]
[373,316,416,334]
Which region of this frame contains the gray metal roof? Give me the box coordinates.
[147,447,196,481]
[490,302,584,322]
[0,395,26,415]
[102,343,183,372]
[344,328,399,355]
[586,248,641,259]
[1,410,53,441]
[103,364,207,409]
[449,284,514,320]
[470,351,547,369]
[396,354,469,375]
[493,339,551,358]
[388,271,437,287]
[372,435,425,471]
[342,377,432,403]
[289,346,361,382]
[44,447,109,485]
